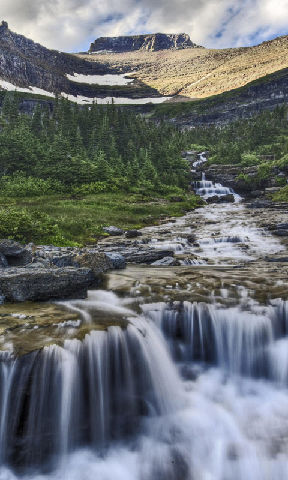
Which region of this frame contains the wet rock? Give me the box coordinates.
[0,267,95,302]
[169,196,184,202]
[151,256,179,266]
[51,255,76,268]
[247,199,272,209]
[74,252,113,275]
[125,230,142,238]
[249,190,264,198]
[124,249,175,264]
[105,253,126,269]
[276,223,288,230]
[186,234,197,244]
[219,194,235,203]
[206,194,235,204]
[0,253,8,268]
[273,230,288,237]
[103,226,124,236]
[265,256,288,262]
[0,239,33,266]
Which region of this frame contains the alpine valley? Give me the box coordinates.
[0,17,288,480]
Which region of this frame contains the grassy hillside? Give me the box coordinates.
[77,35,288,99]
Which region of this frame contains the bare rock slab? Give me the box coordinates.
[0,267,95,303]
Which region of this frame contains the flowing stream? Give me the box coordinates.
[0,163,288,479]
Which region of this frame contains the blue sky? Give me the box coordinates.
[1,0,288,51]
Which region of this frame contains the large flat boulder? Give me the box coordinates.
[124,249,175,264]
[0,267,95,303]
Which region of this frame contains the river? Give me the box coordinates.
[0,165,288,480]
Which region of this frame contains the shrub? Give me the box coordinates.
[275,154,288,173]
[0,174,64,197]
[240,153,260,166]
[0,207,63,244]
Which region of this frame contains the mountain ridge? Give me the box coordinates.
[89,33,200,53]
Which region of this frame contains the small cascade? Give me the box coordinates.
[0,314,182,473]
[144,300,288,380]
[192,152,208,168]
[194,172,241,201]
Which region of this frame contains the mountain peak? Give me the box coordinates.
[0,21,8,32]
[89,33,201,53]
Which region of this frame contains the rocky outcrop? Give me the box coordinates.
[0,267,95,302]
[0,240,127,303]
[0,21,110,97]
[198,164,286,196]
[89,33,198,53]
[0,239,32,266]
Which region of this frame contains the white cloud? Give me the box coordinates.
[1,0,288,51]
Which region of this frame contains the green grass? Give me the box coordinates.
[272,185,288,202]
[0,192,201,246]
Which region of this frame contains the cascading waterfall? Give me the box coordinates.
[1,293,288,479]
[0,313,182,474]
[194,172,241,201]
[144,299,288,379]
[0,159,287,479]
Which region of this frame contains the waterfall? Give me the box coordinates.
[0,316,183,473]
[1,292,288,479]
[144,300,288,379]
[194,172,241,201]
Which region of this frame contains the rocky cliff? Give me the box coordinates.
[0,21,110,96]
[89,33,198,53]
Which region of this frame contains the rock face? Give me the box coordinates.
[89,33,198,53]
[0,21,107,97]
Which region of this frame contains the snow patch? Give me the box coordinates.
[0,77,170,105]
[0,79,55,98]
[67,73,135,86]
[61,93,171,105]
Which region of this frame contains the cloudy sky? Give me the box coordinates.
[1,0,288,51]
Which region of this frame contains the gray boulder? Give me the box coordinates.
[0,267,95,302]
[124,249,174,264]
[0,239,32,266]
[74,252,113,275]
[151,256,178,266]
[125,230,142,238]
[51,255,76,268]
[103,226,124,236]
[105,253,126,269]
[273,230,288,237]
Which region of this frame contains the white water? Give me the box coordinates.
[195,172,242,201]
[192,152,208,169]
[2,295,288,480]
[0,168,288,479]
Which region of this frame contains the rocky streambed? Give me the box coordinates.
[1,171,288,480]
